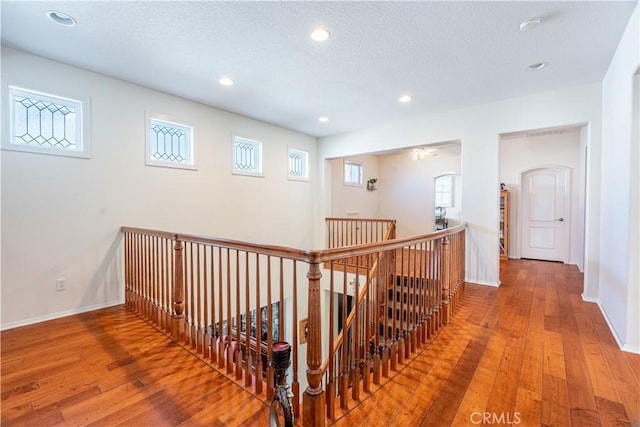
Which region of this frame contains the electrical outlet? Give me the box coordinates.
[55,279,65,291]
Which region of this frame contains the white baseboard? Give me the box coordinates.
[581,294,640,355]
[466,279,500,287]
[0,298,124,331]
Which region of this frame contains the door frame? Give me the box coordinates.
[518,165,571,263]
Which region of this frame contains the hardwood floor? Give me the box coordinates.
[335,260,639,426]
[1,260,638,426]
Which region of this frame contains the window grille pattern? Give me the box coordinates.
[149,119,191,164]
[288,148,309,180]
[435,175,453,207]
[344,161,363,185]
[10,88,81,151]
[233,136,262,175]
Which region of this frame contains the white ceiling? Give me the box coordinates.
[1,1,636,138]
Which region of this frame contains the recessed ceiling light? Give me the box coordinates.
[46,10,77,27]
[311,28,330,42]
[520,17,541,32]
[219,77,234,86]
[318,116,329,122]
[526,62,548,71]
[398,95,413,103]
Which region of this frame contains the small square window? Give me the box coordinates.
[288,148,309,181]
[4,86,90,158]
[344,161,363,186]
[146,114,195,169]
[233,136,263,176]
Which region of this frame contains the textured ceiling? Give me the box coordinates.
[1,1,636,138]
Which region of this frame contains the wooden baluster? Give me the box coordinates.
[165,238,171,332]
[390,247,398,372]
[266,256,274,400]
[372,251,381,385]
[397,248,405,366]
[352,262,360,401]
[381,248,390,378]
[138,234,143,315]
[244,252,252,387]
[340,265,349,410]
[326,261,335,419]
[172,237,185,342]
[187,243,194,347]
[226,249,234,374]
[362,254,371,394]
[292,261,300,417]
[255,253,262,395]
[135,233,140,311]
[419,242,427,344]
[124,233,130,308]
[195,244,202,353]
[202,245,208,358]
[279,258,285,342]
[430,240,437,337]
[208,246,215,362]
[218,247,226,368]
[157,237,163,330]
[141,234,146,316]
[404,247,412,359]
[303,260,326,427]
[156,237,161,326]
[235,250,243,380]
[441,236,450,325]
[157,237,163,328]
[410,245,417,356]
[147,235,152,319]
[151,236,156,324]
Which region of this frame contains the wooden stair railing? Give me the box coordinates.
[121,220,465,427]
[315,224,466,422]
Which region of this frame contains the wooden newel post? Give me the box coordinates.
[172,238,185,342]
[441,236,451,325]
[303,261,326,427]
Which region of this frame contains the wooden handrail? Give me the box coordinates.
[312,223,464,263]
[122,222,463,265]
[122,226,310,261]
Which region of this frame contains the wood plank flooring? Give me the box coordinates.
[1,259,638,426]
[334,260,639,426]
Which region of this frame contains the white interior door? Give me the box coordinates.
[521,167,570,262]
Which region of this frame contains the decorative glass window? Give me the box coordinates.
[146,114,195,169]
[344,161,363,186]
[288,148,309,181]
[233,136,263,176]
[435,175,453,207]
[5,86,90,158]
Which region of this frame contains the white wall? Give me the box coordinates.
[319,83,602,289]
[377,146,461,237]
[599,5,639,352]
[499,128,583,265]
[329,155,379,218]
[0,47,317,328]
